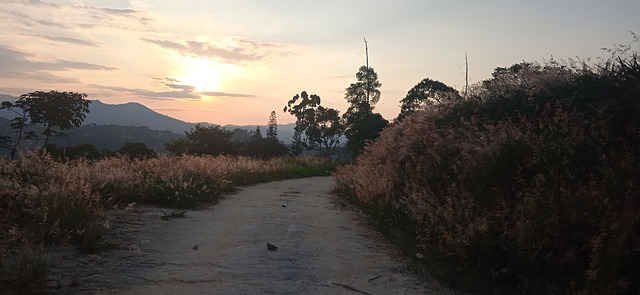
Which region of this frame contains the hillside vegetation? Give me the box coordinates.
[335,46,639,293]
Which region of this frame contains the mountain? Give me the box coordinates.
[0,95,296,146]
[84,100,194,134]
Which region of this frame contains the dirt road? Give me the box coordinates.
[48,177,465,294]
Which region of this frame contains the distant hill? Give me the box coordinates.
[84,100,194,134]
[0,95,296,151]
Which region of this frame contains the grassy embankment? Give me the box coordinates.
[335,47,639,294]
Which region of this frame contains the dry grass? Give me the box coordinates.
[335,50,640,294]
[0,153,333,290]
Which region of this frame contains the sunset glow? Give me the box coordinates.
[175,57,223,92]
[0,0,638,125]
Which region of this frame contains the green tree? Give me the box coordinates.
[1,91,90,158]
[398,78,460,120]
[165,124,236,156]
[267,111,278,141]
[284,91,345,156]
[342,66,387,155]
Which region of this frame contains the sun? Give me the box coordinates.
[175,57,223,92]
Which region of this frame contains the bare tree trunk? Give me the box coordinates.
[465,53,469,97]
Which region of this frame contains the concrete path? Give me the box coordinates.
[48,177,465,294]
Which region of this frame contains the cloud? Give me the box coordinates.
[0,45,116,82]
[91,78,256,101]
[91,84,200,100]
[141,38,264,63]
[3,10,69,28]
[33,34,99,47]
[199,91,256,98]
[1,0,156,33]
[140,37,298,63]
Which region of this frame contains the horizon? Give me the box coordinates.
[1,0,638,125]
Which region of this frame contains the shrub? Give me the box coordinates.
[335,46,640,294]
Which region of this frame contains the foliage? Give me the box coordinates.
[1,91,91,157]
[165,124,237,156]
[335,43,640,294]
[267,110,278,140]
[342,66,388,156]
[343,111,387,156]
[284,91,345,156]
[241,137,289,159]
[117,142,157,159]
[45,143,105,161]
[398,78,460,120]
[251,126,263,139]
[345,65,381,108]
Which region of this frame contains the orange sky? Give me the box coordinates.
[1,0,638,125]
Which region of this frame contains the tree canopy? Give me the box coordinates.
[1,90,91,158]
[284,91,345,156]
[342,66,388,155]
[165,124,236,156]
[398,78,459,120]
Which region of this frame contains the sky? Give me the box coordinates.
[0,0,638,125]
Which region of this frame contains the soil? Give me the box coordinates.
[46,176,468,294]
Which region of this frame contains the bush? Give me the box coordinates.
[335,46,640,294]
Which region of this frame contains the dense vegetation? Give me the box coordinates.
[335,45,639,294]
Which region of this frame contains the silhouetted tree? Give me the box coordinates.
[231,128,251,142]
[45,143,104,160]
[398,78,460,120]
[165,138,190,156]
[165,124,237,156]
[241,137,289,158]
[284,91,320,155]
[118,142,157,159]
[252,126,263,139]
[342,66,387,155]
[0,101,33,159]
[284,91,345,156]
[1,91,90,158]
[267,111,278,141]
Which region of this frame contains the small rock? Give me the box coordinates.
[266,242,278,251]
[193,245,199,250]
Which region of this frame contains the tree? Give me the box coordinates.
[1,91,90,158]
[0,101,33,159]
[284,91,345,156]
[165,124,236,156]
[342,66,387,155]
[241,137,289,158]
[305,106,344,156]
[251,126,263,139]
[164,137,190,156]
[45,143,104,160]
[230,128,252,142]
[345,66,381,113]
[284,91,321,155]
[118,142,157,159]
[267,111,278,141]
[398,78,460,120]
